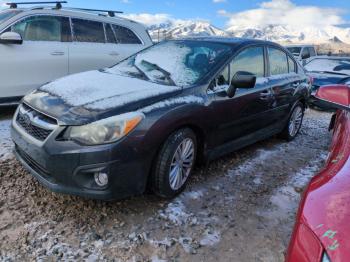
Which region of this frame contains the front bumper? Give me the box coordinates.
[11,118,154,200]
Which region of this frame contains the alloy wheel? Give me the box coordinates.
[288,106,303,137]
[169,138,195,190]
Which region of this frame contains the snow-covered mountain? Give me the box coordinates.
[227,24,350,45]
[148,21,228,41]
[148,20,350,53]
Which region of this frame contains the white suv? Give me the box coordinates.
[285,45,317,65]
[0,2,153,105]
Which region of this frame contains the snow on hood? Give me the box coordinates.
[40,70,181,110]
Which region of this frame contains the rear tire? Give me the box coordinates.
[152,128,197,198]
[280,102,304,141]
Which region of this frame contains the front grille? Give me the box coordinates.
[16,104,57,141]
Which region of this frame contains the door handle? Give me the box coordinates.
[51,51,65,56]
[260,90,273,100]
[109,52,119,56]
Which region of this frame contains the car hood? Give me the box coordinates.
[24,70,182,125]
[300,111,350,261]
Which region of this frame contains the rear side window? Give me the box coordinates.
[105,23,117,44]
[288,56,296,73]
[308,47,316,57]
[112,24,142,44]
[11,16,71,42]
[268,47,288,75]
[72,18,105,43]
[230,47,265,78]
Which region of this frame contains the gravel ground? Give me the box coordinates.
[0,108,332,262]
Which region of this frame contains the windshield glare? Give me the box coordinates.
[0,10,22,24]
[287,47,302,55]
[108,41,233,87]
[305,58,350,75]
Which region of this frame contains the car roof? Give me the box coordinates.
[3,6,142,27]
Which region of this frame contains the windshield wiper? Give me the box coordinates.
[134,64,150,81]
[141,60,176,86]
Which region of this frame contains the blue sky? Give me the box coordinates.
[1,0,349,28]
[65,0,350,28]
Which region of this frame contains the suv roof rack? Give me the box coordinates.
[66,7,123,17]
[6,1,67,9]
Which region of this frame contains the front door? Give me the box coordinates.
[0,15,70,100]
[208,46,274,148]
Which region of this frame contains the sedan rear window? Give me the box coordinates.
[108,40,233,87]
[72,18,105,43]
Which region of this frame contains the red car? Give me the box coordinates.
[286,84,350,262]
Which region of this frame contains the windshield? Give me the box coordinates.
[107,40,233,87]
[0,10,22,25]
[287,47,302,55]
[305,58,350,75]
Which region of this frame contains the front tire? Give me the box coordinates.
[280,102,305,141]
[152,128,197,198]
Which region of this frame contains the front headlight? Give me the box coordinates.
[65,112,144,145]
[322,252,331,262]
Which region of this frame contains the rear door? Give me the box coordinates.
[69,18,115,74]
[0,15,70,99]
[267,46,302,122]
[209,45,275,147]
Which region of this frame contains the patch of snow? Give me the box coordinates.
[151,256,167,262]
[179,237,193,253]
[267,72,298,81]
[181,190,205,200]
[41,70,180,110]
[199,230,220,246]
[0,119,12,161]
[158,200,191,226]
[110,41,199,87]
[305,58,350,75]
[139,95,205,114]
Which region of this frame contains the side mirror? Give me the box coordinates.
[315,84,350,111]
[227,71,256,98]
[0,32,23,45]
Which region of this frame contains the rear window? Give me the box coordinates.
[112,24,142,44]
[287,47,301,55]
[268,47,288,75]
[72,18,105,43]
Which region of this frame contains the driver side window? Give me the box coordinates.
[211,46,264,92]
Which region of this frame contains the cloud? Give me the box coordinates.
[120,0,131,3]
[0,0,7,9]
[121,13,175,26]
[213,0,227,3]
[219,0,346,30]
